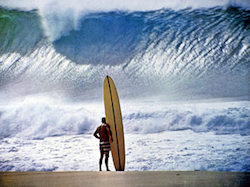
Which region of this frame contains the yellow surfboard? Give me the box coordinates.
[103,75,125,171]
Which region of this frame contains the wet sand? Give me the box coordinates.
[1,171,249,187]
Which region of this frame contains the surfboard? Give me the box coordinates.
[103,75,125,171]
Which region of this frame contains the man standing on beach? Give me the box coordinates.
[94,117,113,171]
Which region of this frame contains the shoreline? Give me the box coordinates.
[1,171,249,187]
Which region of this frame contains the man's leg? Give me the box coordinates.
[99,151,104,171]
[105,152,110,171]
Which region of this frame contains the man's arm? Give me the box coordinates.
[93,126,100,139]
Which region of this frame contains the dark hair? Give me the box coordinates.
[102,117,106,123]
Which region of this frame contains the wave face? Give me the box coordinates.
[0,6,249,100]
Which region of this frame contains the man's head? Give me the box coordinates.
[102,117,106,124]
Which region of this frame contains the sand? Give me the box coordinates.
[1,171,249,187]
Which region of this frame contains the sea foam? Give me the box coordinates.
[0,96,249,139]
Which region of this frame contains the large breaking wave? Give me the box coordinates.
[0,4,249,100]
[0,1,249,139]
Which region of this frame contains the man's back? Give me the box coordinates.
[99,124,110,141]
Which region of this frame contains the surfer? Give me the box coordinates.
[94,117,113,171]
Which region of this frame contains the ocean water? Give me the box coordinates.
[0,0,249,171]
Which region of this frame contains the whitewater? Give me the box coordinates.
[0,0,249,171]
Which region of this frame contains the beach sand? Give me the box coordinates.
[1,171,249,187]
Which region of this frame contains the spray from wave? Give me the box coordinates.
[0,97,249,140]
[1,0,250,40]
